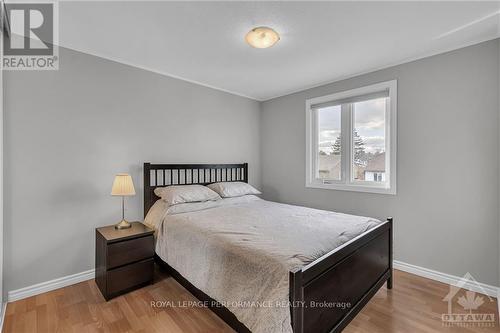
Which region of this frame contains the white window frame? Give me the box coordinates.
[305,80,397,195]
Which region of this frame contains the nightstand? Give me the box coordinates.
[95,222,154,300]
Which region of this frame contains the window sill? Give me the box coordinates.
[305,182,396,195]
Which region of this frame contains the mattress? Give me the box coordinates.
[145,195,380,333]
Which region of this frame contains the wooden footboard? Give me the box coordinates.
[289,218,393,333]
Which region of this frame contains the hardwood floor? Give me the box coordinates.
[344,271,498,333]
[3,268,498,333]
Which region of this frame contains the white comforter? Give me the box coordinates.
[146,196,380,333]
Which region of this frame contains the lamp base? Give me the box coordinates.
[115,220,132,230]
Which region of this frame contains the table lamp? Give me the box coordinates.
[111,173,136,229]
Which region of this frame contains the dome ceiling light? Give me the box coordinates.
[245,26,280,49]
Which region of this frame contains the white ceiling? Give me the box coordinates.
[57,1,500,101]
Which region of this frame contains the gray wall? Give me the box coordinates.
[261,39,500,286]
[3,39,499,292]
[3,46,261,292]
[0,36,3,306]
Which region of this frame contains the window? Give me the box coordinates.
[306,80,397,194]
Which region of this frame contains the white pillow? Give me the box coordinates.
[154,185,221,206]
[207,182,261,198]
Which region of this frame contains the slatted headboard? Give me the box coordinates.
[143,163,248,217]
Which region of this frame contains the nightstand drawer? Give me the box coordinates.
[107,235,154,269]
[107,258,154,295]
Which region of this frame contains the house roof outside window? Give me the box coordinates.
[365,153,385,173]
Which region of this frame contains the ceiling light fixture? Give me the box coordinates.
[245,26,280,49]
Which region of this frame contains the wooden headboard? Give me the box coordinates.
[143,163,248,217]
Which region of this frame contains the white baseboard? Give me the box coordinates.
[5,261,499,304]
[7,269,95,302]
[0,302,7,331]
[394,260,499,298]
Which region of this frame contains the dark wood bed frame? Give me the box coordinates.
[144,162,393,333]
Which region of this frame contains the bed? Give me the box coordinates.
[144,162,393,333]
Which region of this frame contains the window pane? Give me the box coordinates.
[317,105,341,180]
[352,97,386,182]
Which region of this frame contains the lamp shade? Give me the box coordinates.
[111,174,136,196]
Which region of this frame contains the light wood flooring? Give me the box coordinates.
[3,268,498,333]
